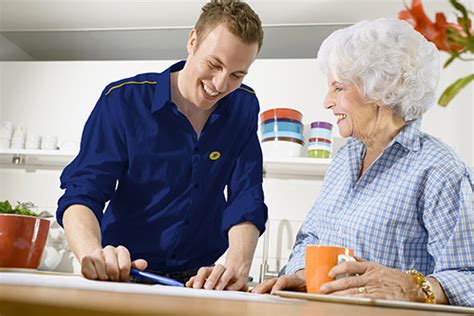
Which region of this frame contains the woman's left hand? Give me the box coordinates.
[319,260,425,302]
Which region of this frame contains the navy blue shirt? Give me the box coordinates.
[57,61,267,272]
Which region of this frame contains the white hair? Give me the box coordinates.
[318,18,440,121]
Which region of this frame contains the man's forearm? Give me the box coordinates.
[63,204,103,261]
[225,222,260,274]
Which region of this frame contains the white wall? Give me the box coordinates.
[0,58,472,279]
[422,55,474,165]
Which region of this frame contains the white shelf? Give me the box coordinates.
[0,149,78,157]
[263,157,331,177]
[0,149,331,176]
[0,149,77,168]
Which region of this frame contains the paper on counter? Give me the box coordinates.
[0,271,290,304]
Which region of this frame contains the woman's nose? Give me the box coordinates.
[323,94,335,110]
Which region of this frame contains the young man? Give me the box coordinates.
[57,0,267,291]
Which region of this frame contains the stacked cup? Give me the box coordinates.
[260,108,304,158]
[308,121,333,158]
[0,121,14,149]
[10,125,26,150]
[25,134,41,150]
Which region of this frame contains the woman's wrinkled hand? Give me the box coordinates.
[319,261,425,302]
[251,273,306,294]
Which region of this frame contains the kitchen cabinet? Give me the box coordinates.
[0,0,455,61]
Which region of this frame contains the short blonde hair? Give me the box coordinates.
[195,0,264,52]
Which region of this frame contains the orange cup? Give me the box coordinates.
[305,245,354,294]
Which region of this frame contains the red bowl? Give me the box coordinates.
[0,214,50,269]
[260,108,303,123]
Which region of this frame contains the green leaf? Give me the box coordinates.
[438,74,474,107]
[443,53,458,68]
[0,200,39,216]
[450,0,472,39]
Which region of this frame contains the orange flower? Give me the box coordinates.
[399,0,474,107]
[399,0,463,52]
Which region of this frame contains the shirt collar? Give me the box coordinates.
[390,119,422,152]
[151,60,186,114]
[346,118,422,152]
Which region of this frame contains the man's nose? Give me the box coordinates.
[213,73,228,92]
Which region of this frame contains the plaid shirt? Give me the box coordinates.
[285,120,474,306]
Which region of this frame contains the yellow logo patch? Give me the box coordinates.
[209,151,221,161]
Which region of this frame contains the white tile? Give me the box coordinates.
[263,177,322,221]
[1,171,50,208]
[46,171,65,209]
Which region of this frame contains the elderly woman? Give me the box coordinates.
[253,18,474,306]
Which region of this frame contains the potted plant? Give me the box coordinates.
[0,200,50,269]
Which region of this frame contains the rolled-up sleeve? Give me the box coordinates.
[221,101,268,236]
[423,165,474,307]
[56,91,128,227]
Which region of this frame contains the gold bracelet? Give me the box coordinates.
[406,269,436,304]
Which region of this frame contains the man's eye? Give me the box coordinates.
[335,87,343,92]
[232,73,243,79]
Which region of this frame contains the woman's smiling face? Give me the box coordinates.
[323,71,380,139]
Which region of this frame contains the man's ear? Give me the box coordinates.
[187,29,198,55]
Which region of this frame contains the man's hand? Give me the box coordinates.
[81,245,148,282]
[186,261,249,291]
[63,205,148,282]
[251,271,306,294]
[186,222,259,291]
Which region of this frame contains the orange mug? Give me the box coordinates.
[305,245,354,294]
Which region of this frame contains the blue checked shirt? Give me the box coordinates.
[285,120,474,306]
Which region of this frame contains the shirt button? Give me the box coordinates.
[194,183,199,189]
[194,146,199,153]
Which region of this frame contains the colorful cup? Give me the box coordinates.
[262,131,305,141]
[307,149,331,158]
[260,108,303,122]
[261,121,304,134]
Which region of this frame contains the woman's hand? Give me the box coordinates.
[251,271,306,294]
[319,261,426,302]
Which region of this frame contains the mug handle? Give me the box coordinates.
[335,254,356,280]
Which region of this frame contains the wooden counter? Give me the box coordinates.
[0,284,470,316]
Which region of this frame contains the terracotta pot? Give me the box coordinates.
[0,214,50,269]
